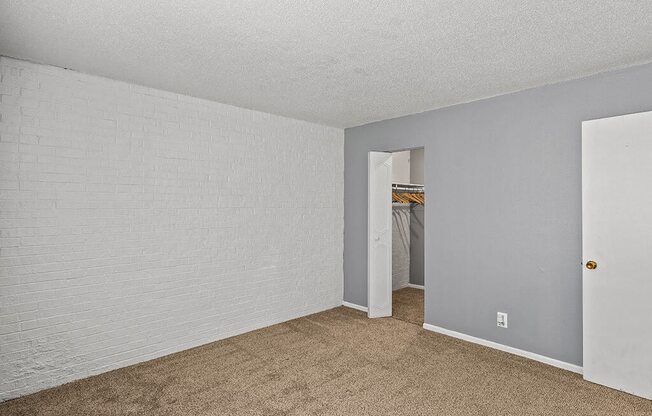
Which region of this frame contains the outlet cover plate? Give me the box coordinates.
[497,312,508,328]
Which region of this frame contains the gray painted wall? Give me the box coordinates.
[409,204,425,286]
[344,62,652,366]
[410,148,424,184]
[409,148,425,286]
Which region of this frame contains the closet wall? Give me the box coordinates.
[391,150,424,290]
[392,204,411,290]
[391,151,411,290]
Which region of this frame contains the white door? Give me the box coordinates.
[368,152,392,318]
[582,110,652,399]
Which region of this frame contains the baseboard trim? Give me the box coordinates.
[407,283,424,290]
[342,301,368,313]
[422,323,583,374]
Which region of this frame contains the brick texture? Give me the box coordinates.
[0,56,343,400]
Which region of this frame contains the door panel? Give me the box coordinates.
[582,111,652,399]
[368,152,392,318]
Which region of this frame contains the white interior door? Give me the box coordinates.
[582,110,652,399]
[368,152,392,318]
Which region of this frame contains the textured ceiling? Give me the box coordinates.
[1,1,651,127]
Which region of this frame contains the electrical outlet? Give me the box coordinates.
[497,312,508,328]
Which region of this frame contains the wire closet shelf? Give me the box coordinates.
[392,183,424,205]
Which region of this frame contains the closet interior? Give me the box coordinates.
[391,149,424,326]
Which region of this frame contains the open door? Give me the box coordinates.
[582,110,652,399]
[368,152,392,318]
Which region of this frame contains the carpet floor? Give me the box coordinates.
[392,287,424,326]
[1,307,651,416]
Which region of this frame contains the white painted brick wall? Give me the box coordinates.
[0,56,344,401]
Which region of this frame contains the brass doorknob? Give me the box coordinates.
[585,260,597,270]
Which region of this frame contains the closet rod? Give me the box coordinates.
[392,183,424,194]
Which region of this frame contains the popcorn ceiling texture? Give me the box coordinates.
[0,56,344,401]
[1,2,651,127]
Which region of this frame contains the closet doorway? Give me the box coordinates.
[368,148,424,326]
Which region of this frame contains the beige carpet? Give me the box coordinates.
[392,287,424,326]
[1,307,651,416]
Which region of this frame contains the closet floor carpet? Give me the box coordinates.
[392,287,424,326]
[2,307,651,416]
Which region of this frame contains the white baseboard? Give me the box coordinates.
[342,301,368,313]
[407,283,424,290]
[422,323,582,374]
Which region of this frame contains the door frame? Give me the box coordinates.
[367,146,426,320]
